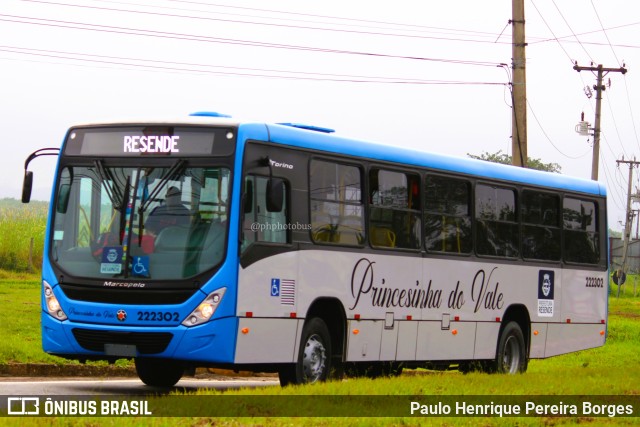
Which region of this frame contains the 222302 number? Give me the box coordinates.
[585,277,604,288]
[137,311,180,322]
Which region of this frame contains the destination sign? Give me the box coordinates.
[123,135,180,153]
[64,126,235,157]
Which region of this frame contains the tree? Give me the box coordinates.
[467,150,562,173]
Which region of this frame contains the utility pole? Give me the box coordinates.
[574,63,627,180]
[511,0,527,167]
[617,158,639,297]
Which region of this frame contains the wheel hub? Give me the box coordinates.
[502,335,521,373]
[302,333,326,382]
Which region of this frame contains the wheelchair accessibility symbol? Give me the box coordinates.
[132,256,149,277]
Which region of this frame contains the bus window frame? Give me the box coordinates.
[367,165,422,252]
[473,181,520,260]
[308,157,366,248]
[561,195,602,266]
[423,172,473,256]
[520,189,562,263]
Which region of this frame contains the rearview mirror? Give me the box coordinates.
[266,178,284,212]
[21,171,33,203]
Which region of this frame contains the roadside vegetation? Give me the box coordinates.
[1,289,638,425]
[0,198,48,272]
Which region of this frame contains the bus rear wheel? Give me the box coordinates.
[494,321,527,374]
[135,358,184,387]
[279,317,332,386]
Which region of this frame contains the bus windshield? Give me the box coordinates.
[50,163,230,281]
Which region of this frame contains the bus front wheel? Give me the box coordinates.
[279,317,332,386]
[135,358,184,387]
[494,321,527,374]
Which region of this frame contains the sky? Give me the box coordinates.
[1,0,639,232]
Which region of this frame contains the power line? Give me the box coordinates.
[165,0,512,38]
[529,21,640,46]
[0,44,508,85]
[17,0,640,50]
[529,0,576,65]
[551,0,594,63]
[588,0,640,155]
[0,14,508,69]
[590,0,622,66]
[526,99,590,160]
[17,0,514,45]
[604,90,629,159]
[600,156,625,210]
[530,0,593,97]
[622,75,640,155]
[52,0,512,40]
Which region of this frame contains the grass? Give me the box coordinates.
[0,276,45,363]
[1,277,639,425]
[0,271,131,368]
[0,198,48,272]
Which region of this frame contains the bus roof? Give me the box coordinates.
[261,123,606,197]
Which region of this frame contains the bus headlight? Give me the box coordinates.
[182,288,226,327]
[44,281,67,321]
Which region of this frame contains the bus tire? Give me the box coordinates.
[279,317,331,386]
[135,358,184,387]
[494,321,527,374]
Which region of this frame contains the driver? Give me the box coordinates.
[145,186,191,236]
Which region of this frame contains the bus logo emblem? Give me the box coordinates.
[117,309,127,322]
[537,270,554,318]
[106,248,119,263]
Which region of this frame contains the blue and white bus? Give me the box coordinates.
[22,113,608,386]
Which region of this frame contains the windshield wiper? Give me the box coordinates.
[94,160,124,208]
[140,159,186,212]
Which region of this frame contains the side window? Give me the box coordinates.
[309,160,364,246]
[475,184,519,258]
[424,175,472,254]
[563,197,599,264]
[521,190,560,260]
[242,175,288,250]
[369,168,421,249]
